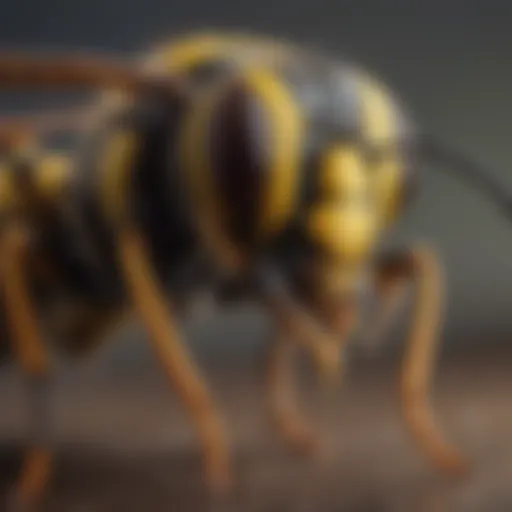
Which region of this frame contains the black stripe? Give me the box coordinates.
[206,79,271,248]
[45,106,136,302]
[129,96,197,284]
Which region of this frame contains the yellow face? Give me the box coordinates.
[306,145,380,299]
[303,70,413,306]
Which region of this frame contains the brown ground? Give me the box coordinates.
[0,351,511,512]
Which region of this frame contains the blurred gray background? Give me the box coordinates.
[0,0,511,366]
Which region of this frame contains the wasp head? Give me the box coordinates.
[284,145,377,337]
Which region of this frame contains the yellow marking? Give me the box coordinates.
[148,31,292,75]
[242,68,304,239]
[308,203,376,261]
[355,71,402,224]
[33,154,72,204]
[308,146,376,259]
[320,147,366,194]
[146,31,299,256]
[307,146,378,293]
[156,33,237,72]
[179,76,245,271]
[99,129,138,226]
[356,71,396,144]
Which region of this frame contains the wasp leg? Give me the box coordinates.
[117,226,231,495]
[257,265,346,380]
[265,298,358,456]
[265,327,320,456]
[0,224,53,509]
[379,245,468,476]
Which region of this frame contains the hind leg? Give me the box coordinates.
[0,224,53,509]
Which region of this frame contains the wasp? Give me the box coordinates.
[0,31,509,508]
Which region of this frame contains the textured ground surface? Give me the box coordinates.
[0,351,510,512]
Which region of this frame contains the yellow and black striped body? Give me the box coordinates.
[0,32,421,359]
[148,33,420,298]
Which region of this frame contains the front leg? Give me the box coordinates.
[265,297,359,456]
[116,225,231,495]
[0,224,53,510]
[375,244,468,475]
[255,264,347,380]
